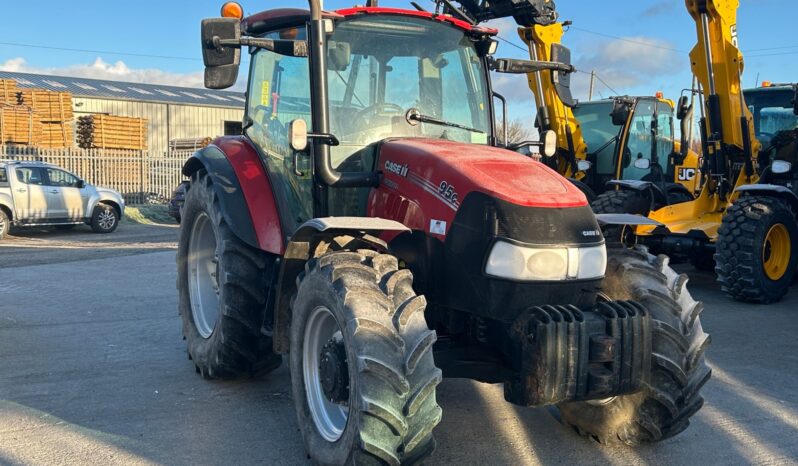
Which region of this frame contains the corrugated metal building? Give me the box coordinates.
[0,71,245,156]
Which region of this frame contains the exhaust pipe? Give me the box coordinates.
[307,0,380,188]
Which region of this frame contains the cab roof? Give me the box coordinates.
[242,6,497,37]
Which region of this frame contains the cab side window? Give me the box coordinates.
[45,168,80,188]
[16,167,44,185]
[0,168,7,186]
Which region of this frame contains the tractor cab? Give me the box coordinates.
[241,10,495,228]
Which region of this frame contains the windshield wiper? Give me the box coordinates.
[405,108,484,134]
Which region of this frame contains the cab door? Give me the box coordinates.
[44,168,86,220]
[12,166,48,221]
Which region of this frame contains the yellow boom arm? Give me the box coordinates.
[518,23,587,178]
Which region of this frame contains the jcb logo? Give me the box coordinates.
[678,168,696,181]
[731,25,738,47]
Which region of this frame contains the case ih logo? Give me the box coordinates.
[384,160,408,177]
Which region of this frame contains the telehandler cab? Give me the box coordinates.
[177,2,710,463]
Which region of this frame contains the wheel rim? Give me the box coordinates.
[188,213,220,338]
[763,223,791,281]
[98,210,116,230]
[303,306,349,442]
[0,216,6,237]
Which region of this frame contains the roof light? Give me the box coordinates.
[220,2,243,19]
[655,91,664,99]
[761,81,772,87]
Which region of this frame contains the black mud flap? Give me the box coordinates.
[504,301,652,406]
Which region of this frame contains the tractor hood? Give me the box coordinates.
[377,138,587,209]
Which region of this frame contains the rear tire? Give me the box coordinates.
[177,169,281,379]
[290,250,442,465]
[90,203,119,233]
[558,246,711,445]
[716,195,798,303]
[0,209,8,240]
[591,190,650,242]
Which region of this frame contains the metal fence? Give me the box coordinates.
[0,145,192,205]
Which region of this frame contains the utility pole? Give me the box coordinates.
[588,70,595,101]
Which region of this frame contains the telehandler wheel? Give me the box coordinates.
[591,190,650,242]
[716,195,798,303]
[290,250,442,465]
[558,246,711,445]
[177,169,281,379]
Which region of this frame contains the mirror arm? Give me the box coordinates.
[307,132,340,146]
[490,57,575,74]
[213,37,308,57]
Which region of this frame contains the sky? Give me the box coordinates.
[1,0,797,128]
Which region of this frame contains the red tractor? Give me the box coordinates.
[178,2,710,464]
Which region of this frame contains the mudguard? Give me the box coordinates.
[735,184,798,211]
[271,217,410,353]
[595,213,663,227]
[182,136,283,254]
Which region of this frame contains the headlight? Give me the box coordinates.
[771,160,792,174]
[485,240,606,281]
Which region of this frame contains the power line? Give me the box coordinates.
[567,26,688,54]
[577,69,620,96]
[0,41,201,62]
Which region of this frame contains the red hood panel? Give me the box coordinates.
[380,139,587,208]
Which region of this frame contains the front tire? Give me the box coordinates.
[90,203,119,233]
[716,195,798,303]
[290,250,442,465]
[177,169,281,379]
[558,246,711,445]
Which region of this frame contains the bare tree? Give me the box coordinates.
[495,119,534,147]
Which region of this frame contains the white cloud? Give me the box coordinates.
[0,57,206,88]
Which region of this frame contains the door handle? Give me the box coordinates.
[16,188,26,193]
[49,190,59,194]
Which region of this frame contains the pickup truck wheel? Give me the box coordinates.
[558,246,711,445]
[90,204,119,233]
[177,169,281,379]
[291,250,442,465]
[0,209,8,240]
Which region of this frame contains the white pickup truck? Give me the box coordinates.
[0,160,125,240]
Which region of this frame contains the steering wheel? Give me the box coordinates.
[351,103,404,130]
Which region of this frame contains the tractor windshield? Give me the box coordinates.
[744,88,798,149]
[325,16,492,156]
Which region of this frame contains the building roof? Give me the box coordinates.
[0,71,246,108]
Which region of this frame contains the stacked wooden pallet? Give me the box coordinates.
[1,79,18,105]
[0,107,42,145]
[16,89,74,121]
[169,137,213,151]
[77,115,148,150]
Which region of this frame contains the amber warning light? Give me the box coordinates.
[221,2,244,19]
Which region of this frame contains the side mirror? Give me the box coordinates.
[289,119,308,151]
[610,99,630,126]
[550,44,577,108]
[542,130,557,157]
[793,85,798,116]
[76,179,86,189]
[676,95,691,120]
[327,41,351,71]
[201,18,241,89]
[633,158,651,170]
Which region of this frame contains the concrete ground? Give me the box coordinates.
[0,224,796,465]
